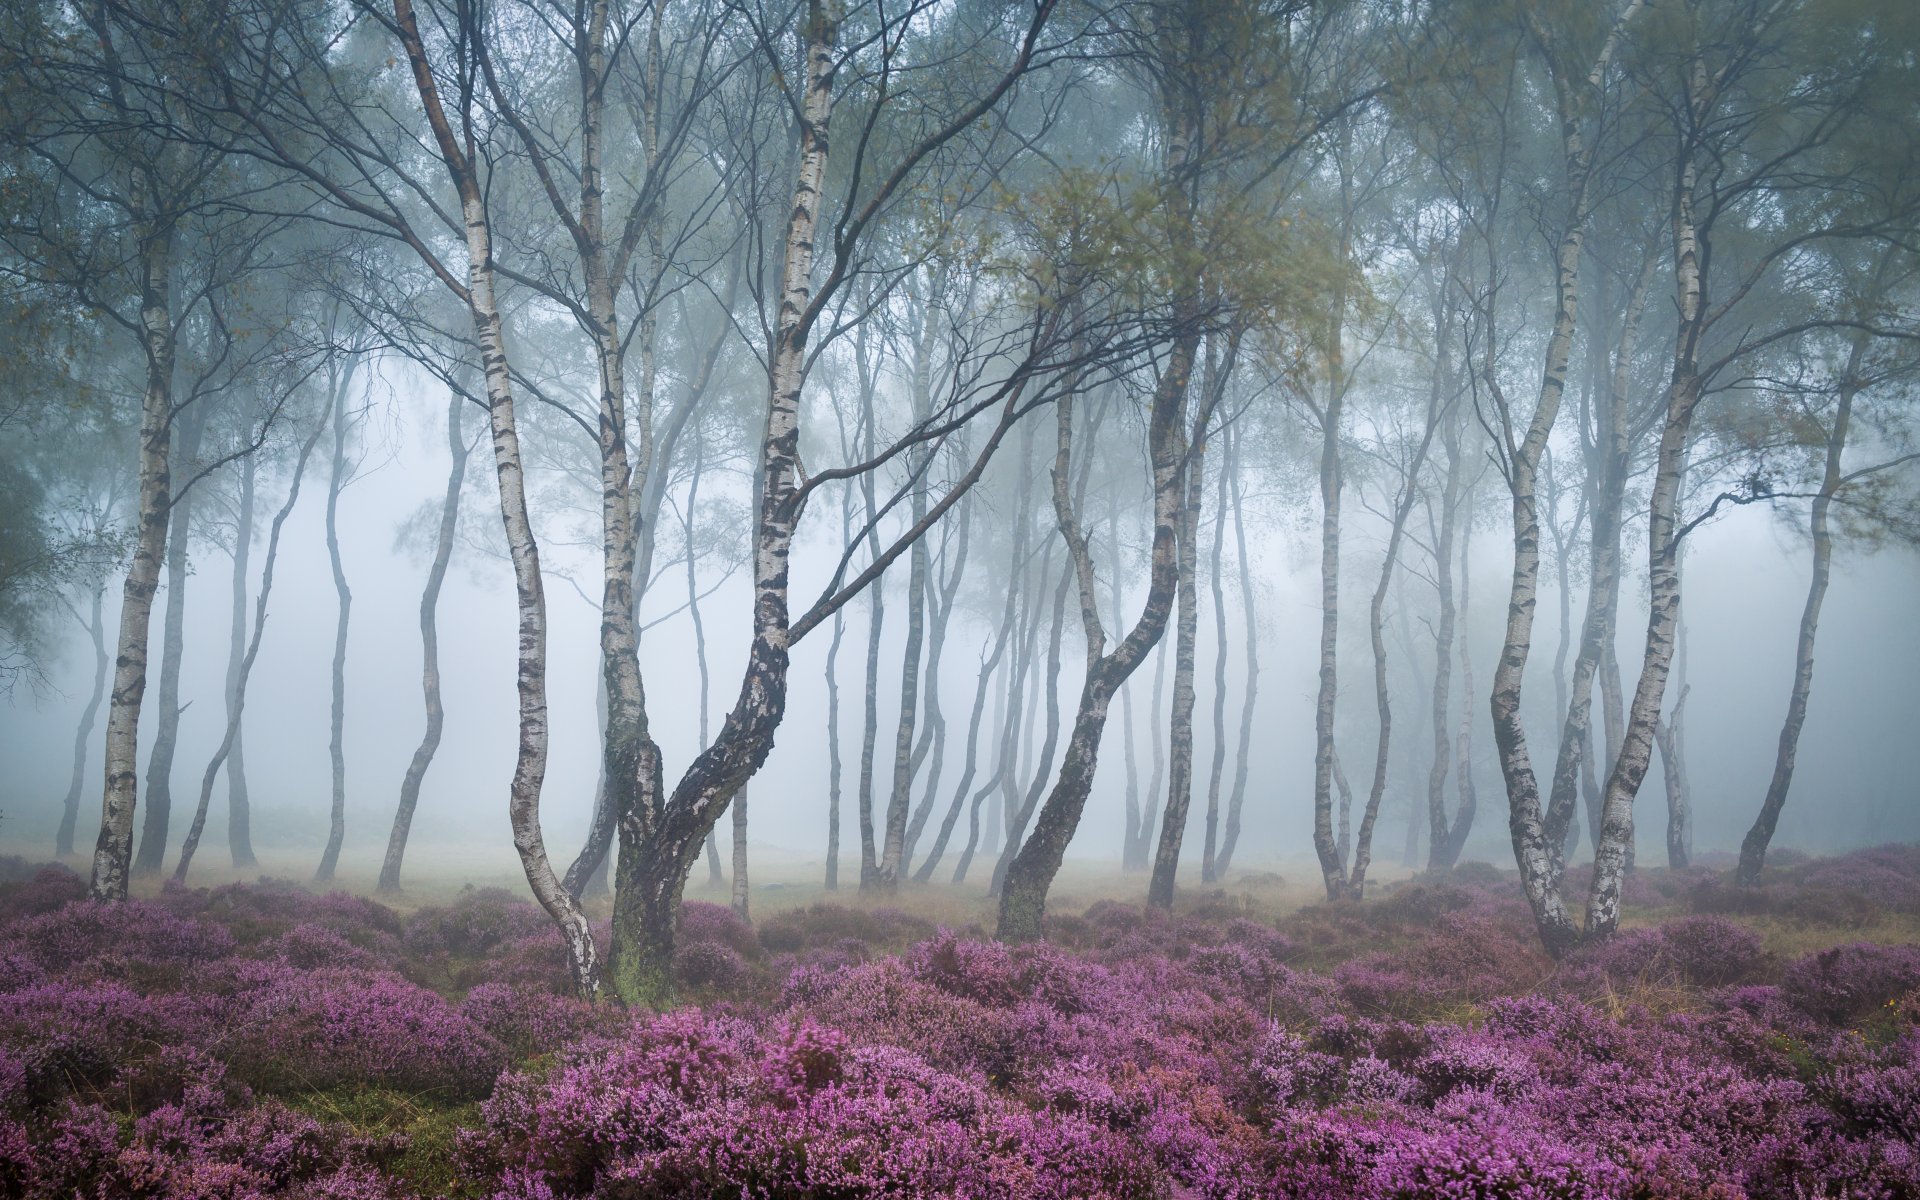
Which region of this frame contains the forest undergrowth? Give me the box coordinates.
[1,847,1917,1199]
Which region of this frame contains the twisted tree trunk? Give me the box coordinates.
[315,368,354,882]
[175,415,328,883]
[378,391,468,893]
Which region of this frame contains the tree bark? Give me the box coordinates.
[1214,423,1258,876]
[1737,321,1868,884]
[1149,355,1219,908]
[378,391,467,892]
[999,272,1200,939]
[393,0,599,994]
[731,783,749,921]
[1201,419,1231,883]
[225,458,258,868]
[315,363,355,882]
[1658,682,1690,870]
[174,415,329,882]
[92,223,177,902]
[1584,141,1704,940]
[133,400,205,876]
[59,584,111,859]
[901,498,970,873]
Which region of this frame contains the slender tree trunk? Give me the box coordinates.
[1311,221,1351,901]
[1425,423,1462,871]
[133,402,204,876]
[315,364,354,882]
[225,459,257,868]
[1149,386,1212,907]
[92,223,176,902]
[825,607,846,889]
[393,0,599,993]
[1584,152,1705,940]
[174,416,329,882]
[1658,682,1690,870]
[59,583,111,858]
[378,392,467,892]
[1215,424,1258,876]
[917,498,1018,884]
[901,499,970,873]
[1439,510,1479,869]
[1738,322,1867,884]
[1201,430,1231,883]
[1000,275,1201,939]
[1129,625,1169,871]
[989,562,1070,897]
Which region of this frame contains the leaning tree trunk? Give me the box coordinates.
[988,565,1070,897]
[91,224,176,902]
[133,402,205,877]
[1214,424,1258,876]
[998,301,1199,940]
[225,458,258,868]
[378,391,467,893]
[917,493,1019,883]
[394,0,600,994]
[1737,320,1866,885]
[315,364,355,882]
[59,582,111,859]
[174,415,329,882]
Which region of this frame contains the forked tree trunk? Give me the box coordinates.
[175,415,329,883]
[225,458,258,868]
[92,224,176,902]
[917,497,1019,884]
[999,256,1200,940]
[134,402,205,876]
[989,565,1070,897]
[316,364,355,883]
[1584,150,1706,941]
[59,583,110,859]
[901,500,971,873]
[378,392,468,893]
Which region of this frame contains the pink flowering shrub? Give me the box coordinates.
[0,851,1916,1197]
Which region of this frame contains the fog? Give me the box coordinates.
[6,360,1916,886]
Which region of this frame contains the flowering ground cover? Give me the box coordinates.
[0,849,1916,1198]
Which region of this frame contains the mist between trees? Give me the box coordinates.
[1,0,1917,1004]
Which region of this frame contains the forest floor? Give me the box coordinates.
[1,844,1917,1198]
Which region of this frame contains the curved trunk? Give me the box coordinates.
[316,372,353,882]
[988,564,1069,897]
[999,307,1199,939]
[902,502,974,875]
[1737,324,1863,884]
[1425,425,1461,871]
[174,416,329,882]
[378,392,467,892]
[394,0,600,993]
